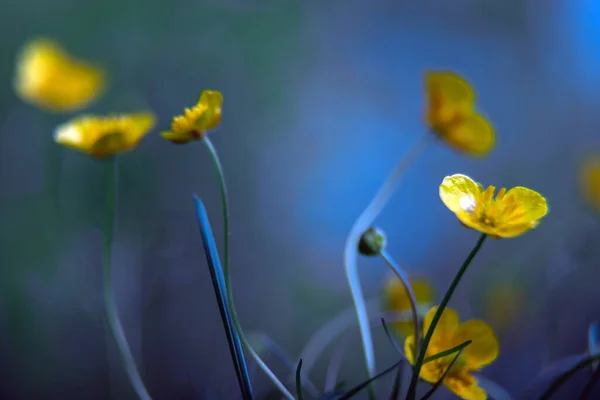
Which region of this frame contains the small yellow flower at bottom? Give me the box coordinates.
[54,113,156,159]
[161,90,222,144]
[439,174,548,238]
[425,71,495,157]
[14,38,105,113]
[382,276,434,337]
[405,307,499,400]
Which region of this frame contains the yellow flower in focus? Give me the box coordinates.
[439,174,548,238]
[54,113,156,159]
[161,90,223,144]
[425,71,495,157]
[383,276,434,337]
[405,307,499,400]
[14,38,105,113]
[483,282,524,331]
[580,157,600,211]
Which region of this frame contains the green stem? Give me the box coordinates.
[379,249,420,356]
[343,135,431,399]
[103,157,151,400]
[406,233,487,400]
[202,137,294,400]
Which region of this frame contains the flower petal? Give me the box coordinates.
[423,306,460,350]
[404,334,416,364]
[581,158,600,210]
[502,186,548,223]
[195,90,223,130]
[445,371,488,400]
[439,174,482,215]
[123,113,156,147]
[441,112,495,157]
[426,71,476,110]
[452,319,499,369]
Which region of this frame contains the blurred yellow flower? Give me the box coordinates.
[161,90,222,144]
[383,276,434,337]
[54,113,156,159]
[439,174,548,238]
[14,38,105,113]
[483,282,524,331]
[580,157,600,211]
[425,71,495,157]
[405,307,499,400]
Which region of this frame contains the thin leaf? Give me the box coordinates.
[295,359,304,400]
[337,360,403,400]
[423,340,472,364]
[537,353,600,400]
[381,318,403,355]
[388,362,404,400]
[325,336,350,393]
[421,344,468,400]
[193,196,253,399]
[589,323,599,372]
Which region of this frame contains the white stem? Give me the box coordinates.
[343,135,431,379]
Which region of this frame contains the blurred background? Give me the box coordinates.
[2,0,600,398]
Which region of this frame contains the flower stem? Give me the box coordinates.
[378,249,420,355]
[103,157,151,400]
[343,135,430,396]
[202,137,294,400]
[405,233,487,400]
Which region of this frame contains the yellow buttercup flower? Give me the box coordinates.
[161,90,222,144]
[405,307,499,400]
[580,156,600,211]
[14,38,105,113]
[383,276,434,337]
[425,71,495,157]
[439,174,548,238]
[54,113,156,159]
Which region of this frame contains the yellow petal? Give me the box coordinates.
[445,372,487,400]
[384,277,433,311]
[426,71,476,111]
[161,130,194,144]
[581,157,600,210]
[195,90,223,131]
[439,174,481,214]
[502,187,548,223]
[422,306,460,350]
[14,38,105,113]
[452,319,499,369]
[121,113,156,147]
[440,112,495,157]
[404,334,416,364]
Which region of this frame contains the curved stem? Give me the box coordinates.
[379,249,420,355]
[103,157,151,400]
[202,137,294,400]
[538,353,600,400]
[343,135,430,392]
[406,233,487,400]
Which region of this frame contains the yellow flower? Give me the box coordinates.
[439,174,548,238]
[580,156,600,211]
[54,113,156,159]
[383,276,434,337]
[405,307,499,400]
[425,71,495,157]
[483,282,524,331]
[161,90,222,144]
[14,38,105,113]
